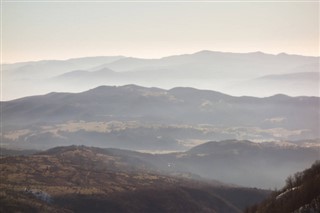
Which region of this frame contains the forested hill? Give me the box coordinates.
[244,161,320,213]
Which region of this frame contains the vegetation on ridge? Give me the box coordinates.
[244,160,320,213]
[0,145,269,213]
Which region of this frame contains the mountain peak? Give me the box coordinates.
[277,52,288,56]
[193,50,230,56]
[194,50,215,54]
[120,84,147,90]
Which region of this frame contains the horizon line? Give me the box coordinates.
[2,49,319,64]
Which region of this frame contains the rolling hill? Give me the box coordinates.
[0,145,270,213]
[160,140,320,188]
[2,85,319,151]
[2,140,319,189]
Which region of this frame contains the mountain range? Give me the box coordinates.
[2,50,319,212]
[2,50,319,100]
[2,85,319,151]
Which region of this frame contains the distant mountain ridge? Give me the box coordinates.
[3,50,319,100]
[1,85,319,151]
[2,84,318,125]
[257,72,318,81]
[227,71,319,97]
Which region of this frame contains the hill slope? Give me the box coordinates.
[158,140,319,188]
[2,140,318,189]
[0,145,269,213]
[244,161,320,213]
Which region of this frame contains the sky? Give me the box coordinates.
[1,0,319,63]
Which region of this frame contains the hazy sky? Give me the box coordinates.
[2,1,319,63]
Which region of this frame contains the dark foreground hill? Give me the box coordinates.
[0,145,269,213]
[245,161,320,213]
[2,140,318,189]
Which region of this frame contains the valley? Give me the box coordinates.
[2,1,319,212]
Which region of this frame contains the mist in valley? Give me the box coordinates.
[1,1,319,212]
[1,50,319,213]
